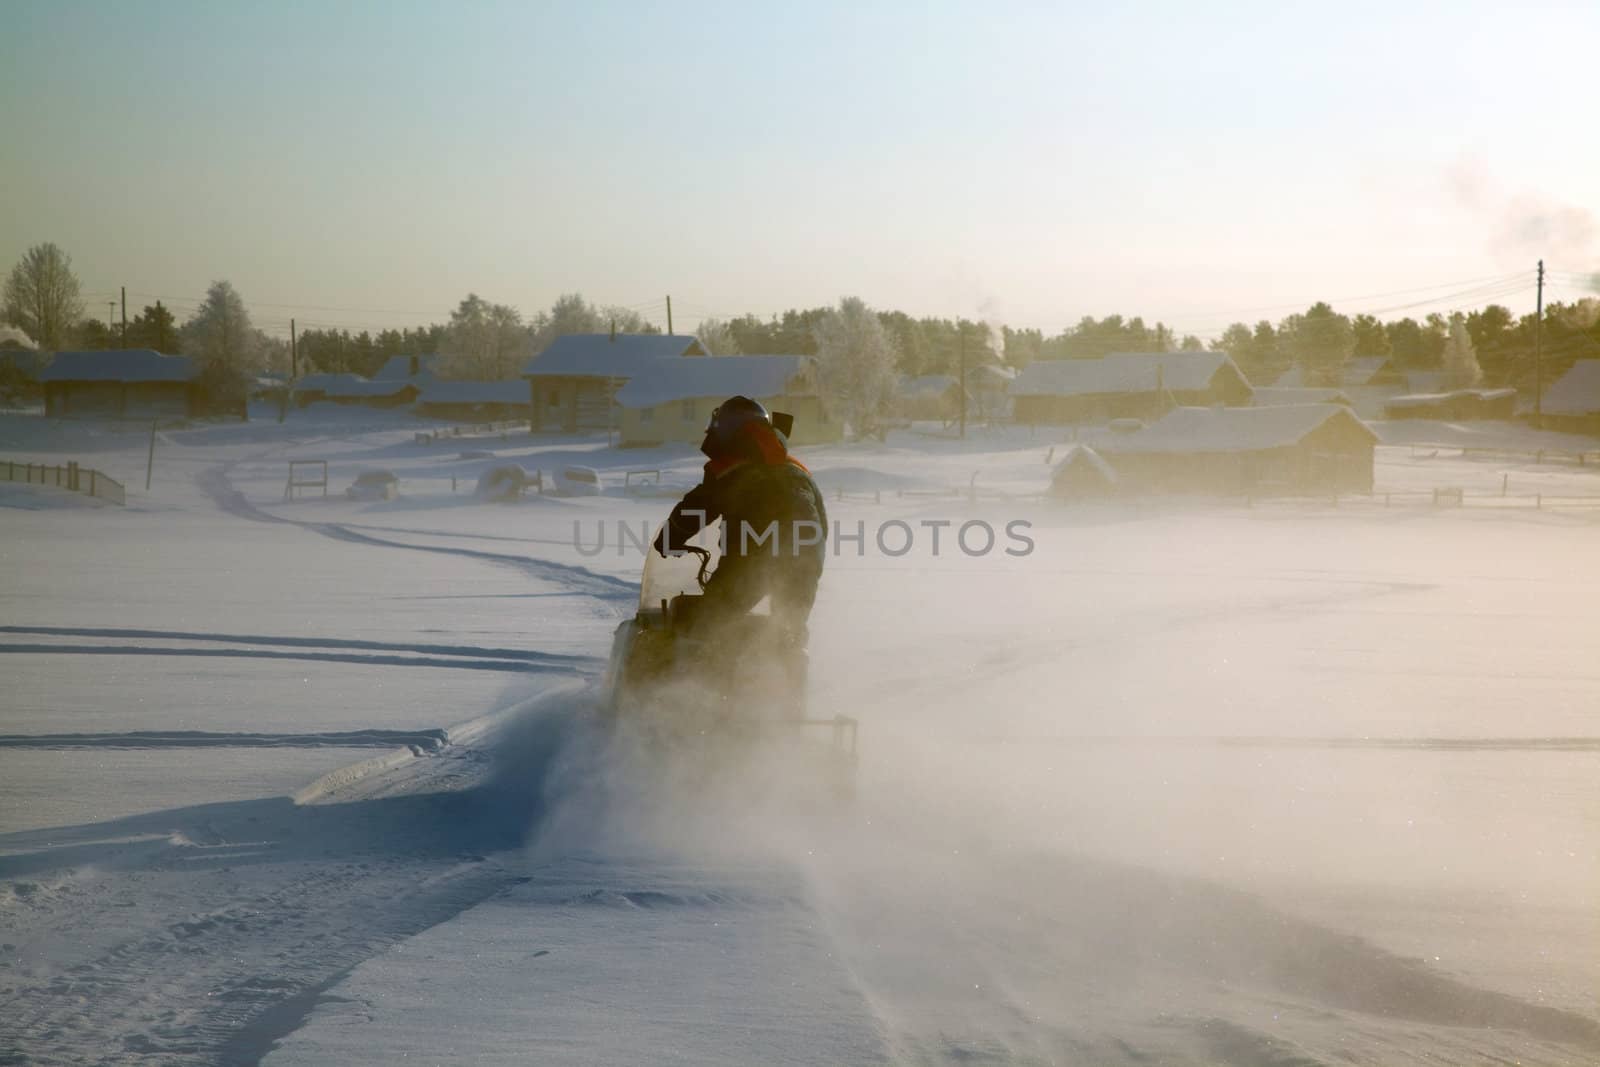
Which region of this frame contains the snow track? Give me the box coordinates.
[0,729,453,752]
[194,463,635,604]
[0,690,571,1066]
[0,626,597,669]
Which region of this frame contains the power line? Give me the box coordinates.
[1157,271,1528,329]
[1169,278,1536,338]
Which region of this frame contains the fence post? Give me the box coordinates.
[146,420,157,491]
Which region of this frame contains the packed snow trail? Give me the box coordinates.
[194,462,635,603]
[0,688,584,1066]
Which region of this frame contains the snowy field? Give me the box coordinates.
[2,405,1599,1065]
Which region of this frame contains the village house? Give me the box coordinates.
[414,379,531,422]
[1008,351,1252,424]
[292,373,420,408]
[37,350,200,418]
[522,334,707,433]
[372,353,441,382]
[894,374,966,423]
[1272,356,1394,390]
[1251,386,1352,407]
[612,355,837,447]
[1539,360,1600,435]
[0,347,46,404]
[964,363,1016,420]
[1097,403,1377,495]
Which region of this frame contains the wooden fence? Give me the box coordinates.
[1408,444,1600,466]
[413,419,527,445]
[3,459,126,505]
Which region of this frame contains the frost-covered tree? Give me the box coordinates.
[440,293,526,379]
[695,316,740,355]
[1440,312,1481,389]
[253,329,290,376]
[182,280,257,372]
[526,292,658,355]
[812,296,899,439]
[3,243,84,351]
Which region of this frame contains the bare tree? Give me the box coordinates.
[3,243,84,351]
[812,296,899,439]
[695,316,740,355]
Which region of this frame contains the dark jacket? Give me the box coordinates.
[655,430,827,635]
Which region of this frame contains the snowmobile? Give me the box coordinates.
[602,512,858,798]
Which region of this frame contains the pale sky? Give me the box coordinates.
[3,0,1596,341]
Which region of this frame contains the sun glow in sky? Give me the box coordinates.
[3,0,1596,338]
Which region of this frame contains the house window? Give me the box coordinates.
[641,407,654,424]
[682,399,696,422]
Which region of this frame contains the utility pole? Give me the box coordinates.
[120,287,127,346]
[1533,259,1545,428]
[290,318,298,379]
[666,295,673,335]
[958,324,968,440]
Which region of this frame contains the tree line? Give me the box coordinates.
[6,242,1596,412]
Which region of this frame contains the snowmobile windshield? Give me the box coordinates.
[639,518,722,611]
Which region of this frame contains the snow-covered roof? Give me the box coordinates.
[1099,404,1376,454]
[1404,371,1447,394]
[521,334,707,379]
[1345,357,1390,386]
[900,374,959,397]
[966,364,1017,383]
[1385,388,1516,410]
[614,355,811,409]
[373,354,442,380]
[293,373,419,399]
[1052,444,1117,482]
[38,350,196,384]
[1542,360,1600,415]
[1252,386,1350,407]
[1008,352,1240,397]
[416,379,529,406]
[1274,358,1391,389]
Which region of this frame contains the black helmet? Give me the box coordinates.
[701,395,773,458]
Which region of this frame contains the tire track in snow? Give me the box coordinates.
[0,643,552,673]
[0,624,598,668]
[0,729,452,751]
[0,691,570,1066]
[195,463,634,605]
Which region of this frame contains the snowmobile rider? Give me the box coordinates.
[652,396,828,647]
